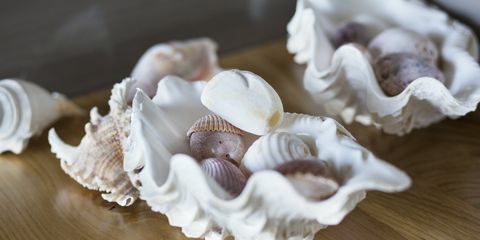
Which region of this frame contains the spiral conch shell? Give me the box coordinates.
[48,79,138,206]
[201,70,284,135]
[129,38,221,100]
[0,79,83,154]
[241,132,312,173]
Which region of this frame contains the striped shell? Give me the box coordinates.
[274,160,338,200]
[187,114,244,136]
[332,21,371,48]
[200,158,247,198]
[48,79,138,206]
[188,115,246,164]
[241,132,312,173]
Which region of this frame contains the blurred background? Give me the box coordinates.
[0,0,478,96]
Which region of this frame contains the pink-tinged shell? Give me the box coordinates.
[274,160,338,200]
[188,115,246,164]
[49,80,138,206]
[332,21,371,48]
[200,158,247,197]
[374,53,445,96]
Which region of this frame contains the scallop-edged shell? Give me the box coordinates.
[129,38,221,100]
[124,74,410,240]
[48,79,138,206]
[187,114,244,137]
[287,0,480,135]
[0,79,83,154]
[241,132,312,173]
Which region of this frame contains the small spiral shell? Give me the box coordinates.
[200,158,247,197]
[241,132,312,173]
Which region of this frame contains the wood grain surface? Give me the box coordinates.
[1,39,480,240]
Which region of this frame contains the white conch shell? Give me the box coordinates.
[241,132,312,173]
[48,79,138,206]
[124,74,410,240]
[129,38,221,100]
[0,79,83,154]
[287,0,480,135]
[201,70,284,135]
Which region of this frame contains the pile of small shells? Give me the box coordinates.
[332,25,445,96]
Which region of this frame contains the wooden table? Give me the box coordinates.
[1,39,480,240]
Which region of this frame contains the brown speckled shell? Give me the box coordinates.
[187,114,244,137]
[274,160,331,177]
[200,158,247,197]
[374,53,445,96]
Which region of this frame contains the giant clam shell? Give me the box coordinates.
[129,38,221,100]
[241,132,312,173]
[0,79,83,154]
[48,79,138,206]
[124,71,410,240]
[287,0,480,135]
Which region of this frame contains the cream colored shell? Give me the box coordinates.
[201,70,284,135]
[48,79,138,206]
[287,0,480,135]
[124,74,411,240]
[0,79,83,154]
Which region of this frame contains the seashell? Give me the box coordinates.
[332,21,371,48]
[188,115,246,164]
[368,28,439,65]
[0,79,83,154]
[201,70,284,135]
[274,159,338,200]
[200,158,247,198]
[287,0,480,135]
[241,132,312,173]
[48,79,138,206]
[129,38,221,101]
[375,53,445,96]
[125,93,411,240]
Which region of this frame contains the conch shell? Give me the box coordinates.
[48,79,138,206]
[124,72,411,240]
[241,132,312,173]
[0,79,83,154]
[129,38,221,100]
[287,0,480,135]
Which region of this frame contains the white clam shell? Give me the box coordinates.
[287,0,480,135]
[124,75,410,240]
[0,79,83,154]
[201,70,284,135]
[129,38,221,100]
[48,79,138,206]
[241,132,312,173]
